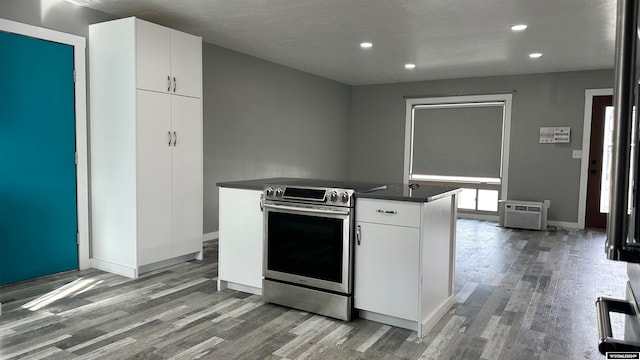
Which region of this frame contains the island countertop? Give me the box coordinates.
[217,178,461,202]
[216,177,300,191]
[355,183,462,202]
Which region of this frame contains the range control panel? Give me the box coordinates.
[264,184,355,207]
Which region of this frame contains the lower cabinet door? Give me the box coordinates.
[137,90,172,265]
[354,221,420,321]
[171,95,203,257]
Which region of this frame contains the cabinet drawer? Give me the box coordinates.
[356,198,420,227]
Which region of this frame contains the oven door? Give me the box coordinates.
[263,201,353,294]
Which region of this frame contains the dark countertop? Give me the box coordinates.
[216,177,386,192]
[216,177,300,191]
[354,183,462,203]
[217,178,461,202]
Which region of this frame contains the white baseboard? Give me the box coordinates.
[547,220,581,230]
[91,258,137,278]
[358,310,417,332]
[457,213,581,230]
[218,279,262,295]
[457,213,499,222]
[203,231,219,241]
[138,253,199,274]
[420,295,455,337]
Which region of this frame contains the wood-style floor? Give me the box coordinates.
[0,220,629,359]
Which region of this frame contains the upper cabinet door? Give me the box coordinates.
[136,20,171,93]
[170,30,202,98]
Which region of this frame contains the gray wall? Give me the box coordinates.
[0,0,352,235]
[349,70,614,223]
[0,0,113,38]
[0,0,616,226]
[203,44,351,232]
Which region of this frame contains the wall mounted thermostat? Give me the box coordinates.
[540,127,570,144]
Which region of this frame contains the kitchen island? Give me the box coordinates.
[217,178,459,337]
[353,183,459,337]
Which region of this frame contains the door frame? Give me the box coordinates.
[0,18,90,270]
[578,88,613,229]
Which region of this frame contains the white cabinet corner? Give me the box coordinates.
[218,187,264,295]
[354,196,457,337]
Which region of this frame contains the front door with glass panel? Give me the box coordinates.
[585,95,613,229]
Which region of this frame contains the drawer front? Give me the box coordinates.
[356,198,420,227]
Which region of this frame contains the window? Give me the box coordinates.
[404,94,512,215]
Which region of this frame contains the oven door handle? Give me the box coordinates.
[596,296,640,354]
[263,203,350,216]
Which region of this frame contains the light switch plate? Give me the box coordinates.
[572,150,582,159]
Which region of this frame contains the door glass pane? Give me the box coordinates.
[477,189,499,212]
[600,106,614,213]
[458,188,477,210]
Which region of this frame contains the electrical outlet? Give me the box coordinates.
[572,150,582,159]
[544,200,551,208]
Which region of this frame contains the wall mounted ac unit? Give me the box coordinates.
[498,200,548,230]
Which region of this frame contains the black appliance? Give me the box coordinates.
[597,0,640,354]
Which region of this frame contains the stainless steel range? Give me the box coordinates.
[261,180,384,320]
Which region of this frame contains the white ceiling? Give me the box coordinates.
[66,0,618,85]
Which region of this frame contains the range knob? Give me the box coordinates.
[275,188,283,197]
[329,191,338,202]
[339,192,349,203]
[265,187,274,196]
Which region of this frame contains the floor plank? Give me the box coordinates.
[0,220,627,359]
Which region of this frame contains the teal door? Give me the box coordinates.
[0,31,78,285]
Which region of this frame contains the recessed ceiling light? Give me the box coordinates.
[405,63,416,69]
[360,42,373,49]
[529,52,543,58]
[511,24,528,31]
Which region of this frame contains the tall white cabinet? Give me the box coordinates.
[89,17,203,278]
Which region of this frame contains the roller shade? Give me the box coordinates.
[411,103,504,178]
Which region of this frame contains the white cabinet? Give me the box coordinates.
[355,196,457,337]
[89,17,203,278]
[217,187,264,294]
[136,18,202,98]
[170,95,205,258]
[136,90,172,265]
[136,91,203,266]
[355,222,420,320]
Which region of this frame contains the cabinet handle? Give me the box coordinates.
[376,209,398,215]
[356,225,361,245]
[168,131,172,146]
[167,76,171,92]
[173,77,177,93]
[173,131,177,146]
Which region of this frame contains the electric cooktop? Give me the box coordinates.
[284,179,387,193]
